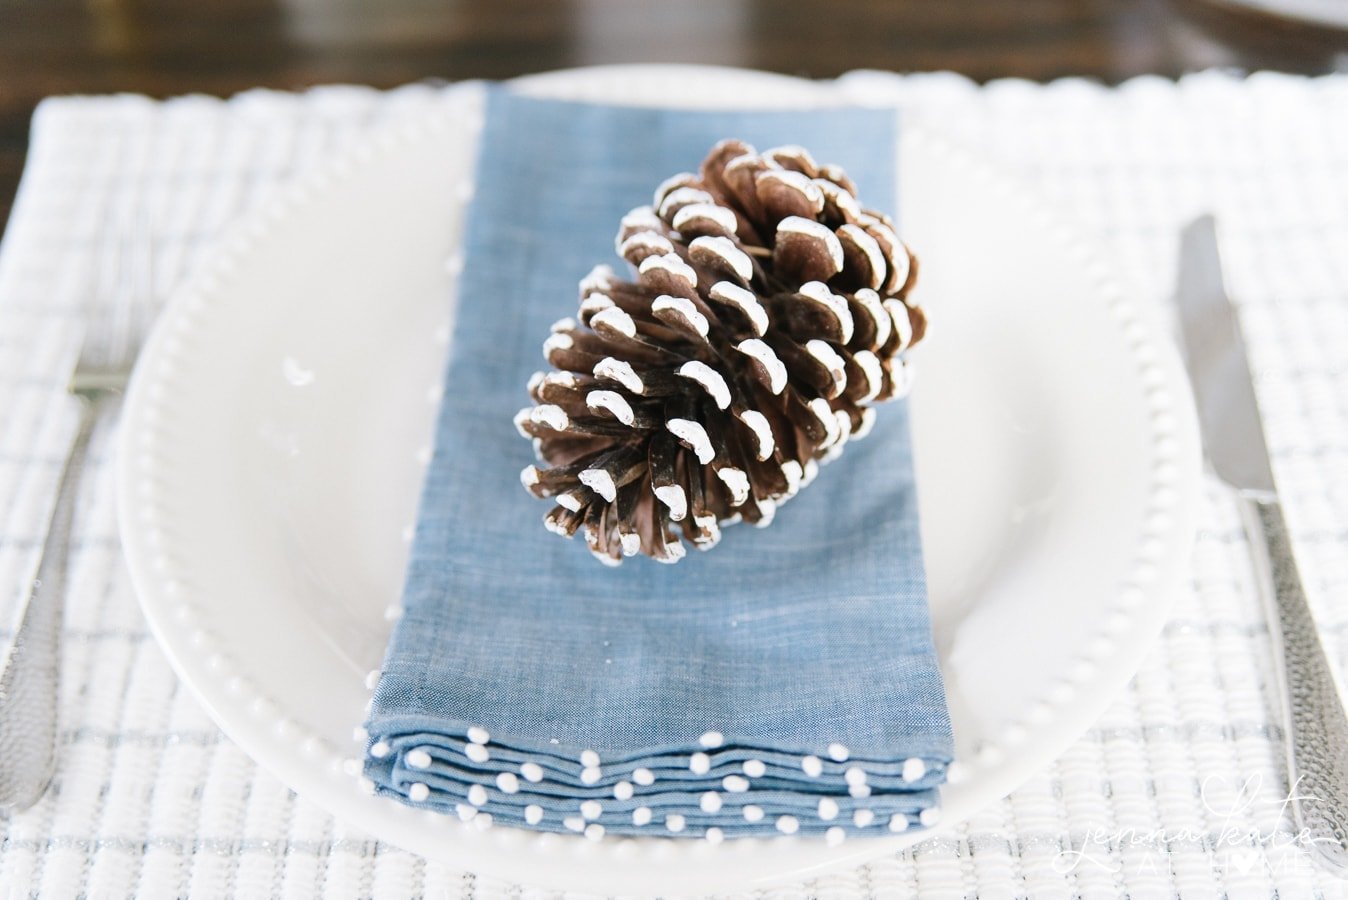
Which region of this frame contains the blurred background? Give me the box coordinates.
[1,0,1346,226]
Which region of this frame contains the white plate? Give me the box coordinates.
[117,66,1201,894]
[1205,0,1348,29]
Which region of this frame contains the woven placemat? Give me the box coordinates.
[1,72,1345,897]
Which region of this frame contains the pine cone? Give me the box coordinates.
[517,140,926,565]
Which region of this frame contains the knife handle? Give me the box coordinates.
[1240,495,1348,874]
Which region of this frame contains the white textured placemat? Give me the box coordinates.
[1,71,1346,898]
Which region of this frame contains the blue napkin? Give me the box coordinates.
[364,87,953,841]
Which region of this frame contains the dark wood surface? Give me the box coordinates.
[1,0,1345,229]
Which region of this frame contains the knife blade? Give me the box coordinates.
[1175,215,1275,496]
[1175,215,1348,876]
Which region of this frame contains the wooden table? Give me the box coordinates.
[1,0,1345,228]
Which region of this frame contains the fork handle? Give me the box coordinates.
[0,394,103,814]
[1240,495,1348,874]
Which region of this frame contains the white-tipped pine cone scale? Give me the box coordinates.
[517,140,926,565]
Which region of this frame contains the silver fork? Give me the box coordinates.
[0,215,158,813]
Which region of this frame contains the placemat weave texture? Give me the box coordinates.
[1,71,1346,897]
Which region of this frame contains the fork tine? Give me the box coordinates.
[107,221,135,369]
[73,220,113,377]
[119,212,147,365]
[128,209,155,361]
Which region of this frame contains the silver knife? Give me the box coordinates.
[1176,215,1348,875]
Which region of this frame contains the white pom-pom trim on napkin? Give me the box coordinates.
[356,718,948,844]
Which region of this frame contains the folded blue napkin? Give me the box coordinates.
[363,87,953,841]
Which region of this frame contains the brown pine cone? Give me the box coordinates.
[517,140,926,565]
